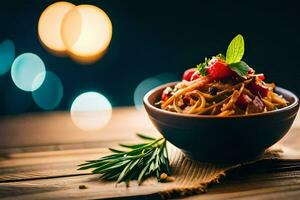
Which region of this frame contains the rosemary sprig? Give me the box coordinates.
[78,133,171,185]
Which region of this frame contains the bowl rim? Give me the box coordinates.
[143,81,299,119]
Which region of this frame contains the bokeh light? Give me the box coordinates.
[61,4,112,64]
[11,53,46,92]
[0,40,15,75]
[133,73,178,110]
[71,92,112,131]
[134,78,161,110]
[32,71,63,110]
[38,1,75,55]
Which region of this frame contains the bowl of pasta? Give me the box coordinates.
[143,34,299,163]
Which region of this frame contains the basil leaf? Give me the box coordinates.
[229,61,250,78]
[226,34,245,64]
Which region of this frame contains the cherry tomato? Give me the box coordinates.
[161,88,171,101]
[190,72,201,81]
[182,68,197,81]
[206,58,235,80]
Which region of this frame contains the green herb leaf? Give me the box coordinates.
[138,164,150,184]
[136,133,156,141]
[78,134,171,185]
[197,57,210,76]
[216,53,226,60]
[117,160,135,183]
[226,34,245,64]
[119,143,147,149]
[229,61,250,78]
[109,148,125,153]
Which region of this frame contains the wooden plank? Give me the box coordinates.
[1,160,300,200]
[0,147,164,199]
[0,107,159,149]
[0,148,111,182]
[0,174,162,200]
[0,108,300,199]
[0,107,299,150]
[0,146,299,183]
[1,141,299,183]
[0,141,120,155]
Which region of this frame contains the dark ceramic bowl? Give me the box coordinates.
[144,82,299,163]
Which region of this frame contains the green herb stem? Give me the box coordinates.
[78,134,171,185]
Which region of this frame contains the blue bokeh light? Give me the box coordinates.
[32,71,63,110]
[133,73,178,110]
[0,40,15,75]
[11,53,46,92]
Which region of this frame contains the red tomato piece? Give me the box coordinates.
[182,68,197,81]
[206,58,235,80]
[249,81,269,97]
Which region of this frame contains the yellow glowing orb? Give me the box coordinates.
[38,2,75,55]
[61,5,112,64]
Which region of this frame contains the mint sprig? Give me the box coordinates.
[196,34,250,78]
[226,34,249,77]
[229,61,250,78]
[226,34,245,64]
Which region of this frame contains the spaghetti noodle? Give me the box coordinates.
[158,76,288,116]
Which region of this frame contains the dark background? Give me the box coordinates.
[0,0,299,115]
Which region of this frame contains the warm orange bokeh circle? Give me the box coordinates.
[38,2,112,64]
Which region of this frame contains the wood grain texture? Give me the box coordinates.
[1,159,300,200]
[0,107,159,149]
[0,107,300,200]
[0,144,228,199]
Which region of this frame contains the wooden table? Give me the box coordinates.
[1,107,300,200]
